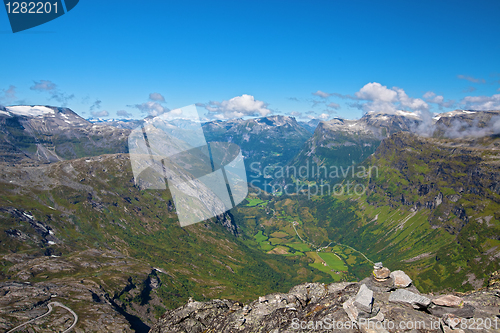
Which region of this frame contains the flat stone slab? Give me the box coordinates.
[388,289,431,309]
[354,284,374,313]
[432,295,464,308]
[390,270,412,288]
[373,267,391,280]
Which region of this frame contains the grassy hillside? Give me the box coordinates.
[232,132,500,293]
[0,154,331,327]
[355,132,500,291]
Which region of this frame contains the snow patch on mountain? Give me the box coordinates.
[366,109,421,120]
[6,106,55,117]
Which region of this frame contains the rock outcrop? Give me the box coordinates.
[149,269,500,332]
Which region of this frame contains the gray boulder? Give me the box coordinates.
[390,270,412,288]
[354,284,374,313]
[388,289,431,309]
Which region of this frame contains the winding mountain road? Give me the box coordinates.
[270,206,374,265]
[6,301,78,333]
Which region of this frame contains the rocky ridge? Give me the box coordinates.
[283,110,500,186]
[149,264,500,333]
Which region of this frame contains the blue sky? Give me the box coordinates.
[1,0,499,121]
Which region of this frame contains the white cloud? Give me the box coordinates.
[327,102,340,109]
[311,99,325,107]
[312,90,332,98]
[355,82,397,102]
[29,80,74,105]
[205,94,271,120]
[132,101,168,117]
[289,111,303,118]
[149,92,165,102]
[461,94,500,110]
[318,113,329,120]
[457,75,486,84]
[395,88,428,112]
[423,91,435,99]
[4,85,16,100]
[463,86,476,93]
[0,85,16,103]
[116,110,132,118]
[354,82,428,113]
[91,110,109,117]
[423,91,455,109]
[30,80,56,91]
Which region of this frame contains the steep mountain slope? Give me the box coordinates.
[2,106,500,330]
[0,105,130,164]
[280,110,500,190]
[349,131,500,291]
[278,111,421,189]
[149,270,500,333]
[202,115,312,189]
[433,110,500,138]
[0,153,330,331]
[237,130,500,293]
[298,118,321,133]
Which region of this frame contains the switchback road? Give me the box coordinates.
[6,301,78,333]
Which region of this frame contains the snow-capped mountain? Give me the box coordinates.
[202,115,313,188]
[0,105,130,163]
[319,110,421,139]
[281,109,500,185]
[2,105,91,127]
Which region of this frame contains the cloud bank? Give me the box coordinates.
[460,94,500,111]
[354,82,429,114]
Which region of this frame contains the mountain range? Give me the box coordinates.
[0,105,129,164]
[1,105,499,332]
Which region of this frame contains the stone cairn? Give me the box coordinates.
[342,262,471,332]
[149,262,483,333]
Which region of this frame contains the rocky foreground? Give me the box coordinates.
[149,266,500,333]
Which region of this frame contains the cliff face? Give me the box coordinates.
[202,115,313,189]
[280,111,422,187]
[149,267,500,333]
